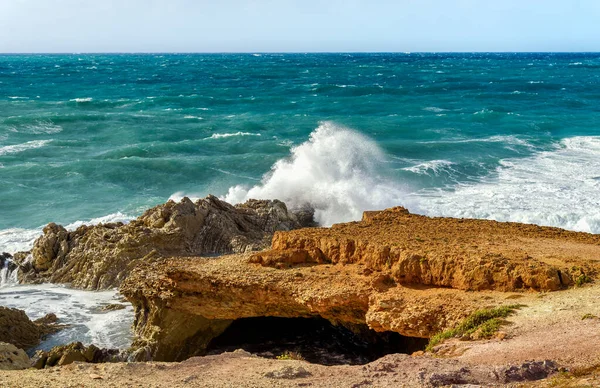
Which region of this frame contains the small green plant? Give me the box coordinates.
[582,313,598,320]
[426,304,523,352]
[575,274,592,287]
[276,351,305,361]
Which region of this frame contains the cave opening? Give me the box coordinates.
[205,316,428,365]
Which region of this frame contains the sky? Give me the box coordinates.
[0,0,599,53]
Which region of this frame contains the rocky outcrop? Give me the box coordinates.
[121,207,600,363]
[253,207,600,291]
[30,342,122,369]
[0,307,66,351]
[0,342,30,370]
[15,196,311,290]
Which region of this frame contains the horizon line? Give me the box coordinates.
[1,51,600,55]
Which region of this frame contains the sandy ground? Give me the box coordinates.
[2,282,600,387]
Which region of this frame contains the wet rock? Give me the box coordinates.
[17,196,310,290]
[0,342,30,370]
[0,252,16,271]
[100,304,126,312]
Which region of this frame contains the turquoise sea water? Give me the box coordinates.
[2,53,600,252]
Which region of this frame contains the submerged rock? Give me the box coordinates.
[15,196,312,290]
[0,342,30,371]
[0,307,65,351]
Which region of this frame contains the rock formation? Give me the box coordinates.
[120,206,600,362]
[14,196,311,290]
[0,307,66,350]
[0,342,30,371]
[31,342,122,369]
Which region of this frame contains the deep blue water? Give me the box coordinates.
[2,53,600,252]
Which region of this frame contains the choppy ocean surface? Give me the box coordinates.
[1,52,600,349]
[2,52,600,249]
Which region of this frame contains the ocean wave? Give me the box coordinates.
[70,97,93,102]
[414,136,600,233]
[206,132,261,139]
[0,140,52,156]
[64,212,133,230]
[403,160,455,176]
[0,228,43,254]
[223,122,412,226]
[8,120,63,135]
[423,107,448,113]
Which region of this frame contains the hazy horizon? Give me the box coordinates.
[1,0,599,53]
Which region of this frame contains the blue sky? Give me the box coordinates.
[1,0,599,52]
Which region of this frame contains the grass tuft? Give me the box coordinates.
[426,304,523,352]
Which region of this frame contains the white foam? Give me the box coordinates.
[0,284,133,351]
[223,122,411,226]
[70,97,93,102]
[403,160,455,176]
[0,228,42,254]
[415,136,600,233]
[64,212,133,230]
[206,132,261,139]
[0,140,52,156]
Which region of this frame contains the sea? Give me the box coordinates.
[1,52,600,349]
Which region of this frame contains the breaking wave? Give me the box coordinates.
[224,122,411,226]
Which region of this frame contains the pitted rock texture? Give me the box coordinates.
[0,342,30,371]
[254,207,600,291]
[14,196,310,290]
[0,307,65,350]
[31,342,122,369]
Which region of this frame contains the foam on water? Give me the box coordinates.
[0,284,133,351]
[207,132,262,139]
[415,136,600,233]
[403,160,455,176]
[224,122,411,226]
[0,140,52,156]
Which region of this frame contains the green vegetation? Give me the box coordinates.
[575,274,592,287]
[276,351,305,361]
[426,304,523,352]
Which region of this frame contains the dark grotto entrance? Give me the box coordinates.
[205,316,428,365]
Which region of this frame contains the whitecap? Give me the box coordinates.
[403,160,455,176]
[70,97,93,102]
[206,132,261,139]
[0,140,52,156]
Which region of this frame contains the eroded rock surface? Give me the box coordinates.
[254,207,600,291]
[31,342,122,369]
[121,207,600,363]
[0,307,65,350]
[0,342,30,371]
[14,196,310,290]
